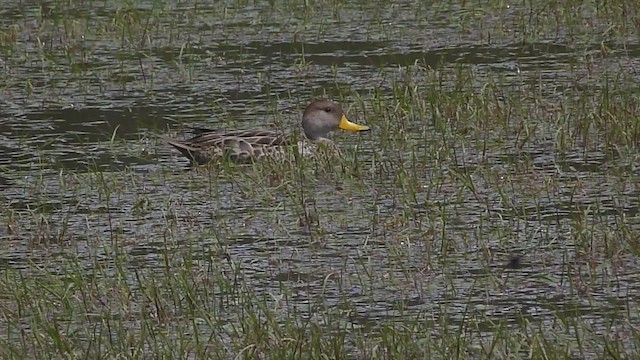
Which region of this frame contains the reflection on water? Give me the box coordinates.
[1,0,640,356]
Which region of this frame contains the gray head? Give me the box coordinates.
[301,99,369,140]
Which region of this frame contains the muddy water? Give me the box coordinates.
[2,0,640,356]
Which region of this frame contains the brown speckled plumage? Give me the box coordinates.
[161,99,369,165]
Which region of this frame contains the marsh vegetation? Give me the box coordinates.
[1,0,640,358]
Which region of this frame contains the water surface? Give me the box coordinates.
[1,0,639,357]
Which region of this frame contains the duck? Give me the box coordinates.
[160,99,370,165]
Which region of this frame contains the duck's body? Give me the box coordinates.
[161,99,369,165]
[160,128,293,164]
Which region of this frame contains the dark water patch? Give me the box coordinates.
[304,41,585,69]
[24,107,153,141]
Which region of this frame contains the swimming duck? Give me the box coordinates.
[161,99,370,165]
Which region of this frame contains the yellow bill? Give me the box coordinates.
[338,114,370,132]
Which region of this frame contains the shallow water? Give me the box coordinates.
[2,0,640,357]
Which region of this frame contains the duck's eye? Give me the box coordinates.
[323,107,332,113]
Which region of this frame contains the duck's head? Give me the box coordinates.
[301,99,370,140]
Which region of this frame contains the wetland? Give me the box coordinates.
[1,0,640,358]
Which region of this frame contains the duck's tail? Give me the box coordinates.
[159,135,210,165]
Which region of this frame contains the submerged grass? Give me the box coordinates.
[2,0,640,359]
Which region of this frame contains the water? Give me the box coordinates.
[1,0,640,357]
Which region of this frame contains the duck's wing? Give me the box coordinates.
[212,131,293,162]
[161,129,294,164]
[185,129,292,148]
